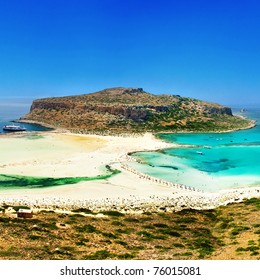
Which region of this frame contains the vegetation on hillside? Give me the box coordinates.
[0,198,259,260]
[21,87,253,134]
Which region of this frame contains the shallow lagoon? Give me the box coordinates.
[131,109,260,192]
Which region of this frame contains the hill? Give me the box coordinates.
[0,197,260,259]
[21,87,252,133]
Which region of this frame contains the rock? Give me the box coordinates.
[21,87,237,133]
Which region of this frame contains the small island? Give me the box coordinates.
[20,87,254,134]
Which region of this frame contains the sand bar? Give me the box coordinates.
[0,131,259,212]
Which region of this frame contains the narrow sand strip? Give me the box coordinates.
[0,132,259,212]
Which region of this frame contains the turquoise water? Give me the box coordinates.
[0,166,120,189]
[131,109,260,192]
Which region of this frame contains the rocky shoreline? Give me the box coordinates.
[1,186,260,214]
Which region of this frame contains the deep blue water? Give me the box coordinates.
[0,121,50,134]
[0,100,50,133]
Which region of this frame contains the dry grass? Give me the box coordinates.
[0,198,259,260]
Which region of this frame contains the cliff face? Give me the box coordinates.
[22,87,245,133]
[29,101,171,121]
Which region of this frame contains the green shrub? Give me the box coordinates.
[102,211,124,217]
[230,225,250,236]
[28,235,42,240]
[117,253,135,259]
[86,250,113,260]
[102,232,117,239]
[72,208,93,214]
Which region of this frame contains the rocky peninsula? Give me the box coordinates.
[20,87,252,134]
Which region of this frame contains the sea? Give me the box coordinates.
[129,108,260,192]
[0,99,49,133]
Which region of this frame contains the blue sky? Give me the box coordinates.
[0,0,259,106]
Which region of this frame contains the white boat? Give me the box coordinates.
[3,124,27,132]
[196,151,203,155]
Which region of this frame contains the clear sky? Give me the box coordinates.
[0,0,259,107]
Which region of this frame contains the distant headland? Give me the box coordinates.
[20,87,254,134]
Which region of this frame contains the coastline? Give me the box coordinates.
[17,112,257,136]
[0,130,259,213]
[0,182,259,213]
[16,119,65,132]
[155,118,256,135]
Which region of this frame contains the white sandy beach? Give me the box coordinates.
[0,131,259,213]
